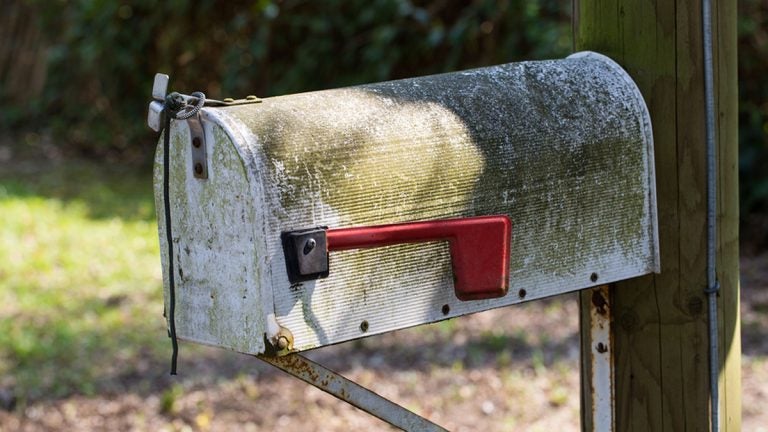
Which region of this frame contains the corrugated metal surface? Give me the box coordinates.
[155,52,658,354]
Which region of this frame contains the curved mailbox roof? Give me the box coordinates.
[154,51,658,355]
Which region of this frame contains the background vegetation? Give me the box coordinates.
[1,0,570,158]
[3,0,765,233]
[737,0,768,238]
[0,1,767,430]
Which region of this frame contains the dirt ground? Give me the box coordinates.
[739,252,768,432]
[1,253,767,431]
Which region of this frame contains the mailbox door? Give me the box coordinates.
[154,120,273,355]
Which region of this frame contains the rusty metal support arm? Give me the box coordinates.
[257,354,447,432]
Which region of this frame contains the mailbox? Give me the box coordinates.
[152,51,658,356]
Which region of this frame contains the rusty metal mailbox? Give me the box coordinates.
[151,51,658,357]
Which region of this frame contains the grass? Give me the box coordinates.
[0,157,574,408]
[2,158,762,430]
[0,160,167,402]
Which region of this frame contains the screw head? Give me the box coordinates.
[303,238,317,255]
[192,137,201,148]
[194,163,203,175]
[276,336,290,350]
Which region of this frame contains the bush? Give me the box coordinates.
[3,0,570,159]
[738,0,768,218]
[3,0,765,224]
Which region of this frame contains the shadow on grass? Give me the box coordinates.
[3,296,579,405]
[0,159,156,222]
[0,158,163,404]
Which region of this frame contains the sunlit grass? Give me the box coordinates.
[0,161,166,401]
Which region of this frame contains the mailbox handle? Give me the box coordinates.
[282,215,512,301]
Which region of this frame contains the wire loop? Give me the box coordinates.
[169,91,206,120]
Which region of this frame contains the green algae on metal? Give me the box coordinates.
[154,122,267,354]
[155,53,658,356]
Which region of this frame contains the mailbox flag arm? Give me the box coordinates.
[282,215,512,301]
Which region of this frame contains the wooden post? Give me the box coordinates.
[575,0,740,430]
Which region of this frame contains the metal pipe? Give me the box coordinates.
[701,0,720,430]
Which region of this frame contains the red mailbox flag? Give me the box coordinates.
[283,215,512,301]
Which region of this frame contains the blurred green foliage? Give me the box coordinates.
[2,0,767,216]
[7,0,570,159]
[0,161,165,400]
[738,0,768,218]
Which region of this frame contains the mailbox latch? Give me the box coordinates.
[187,114,208,179]
[281,215,512,301]
[147,73,265,180]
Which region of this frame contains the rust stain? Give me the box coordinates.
[588,285,615,430]
[591,289,608,315]
[339,388,350,400]
[257,353,448,430]
[267,354,321,383]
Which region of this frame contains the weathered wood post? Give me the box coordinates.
[575,0,740,430]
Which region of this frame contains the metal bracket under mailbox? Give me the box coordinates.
[187,114,208,179]
[257,353,447,431]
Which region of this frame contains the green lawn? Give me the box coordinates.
[0,160,167,402]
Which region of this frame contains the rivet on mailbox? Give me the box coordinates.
[150,51,659,358]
